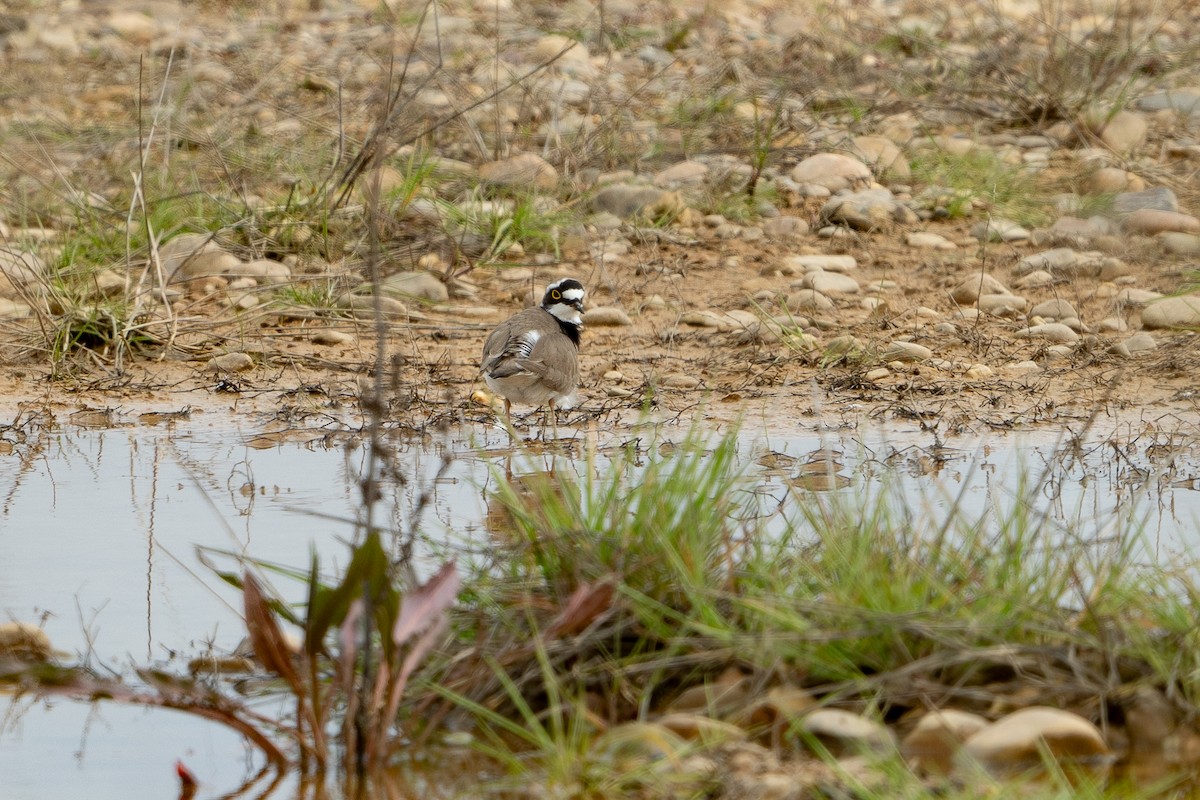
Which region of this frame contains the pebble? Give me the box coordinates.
[882,341,932,362]
[971,218,1030,242]
[977,294,1027,316]
[681,310,725,328]
[795,709,896,756]
[379,272,449,302]
[591,185,683,220]
[1029,299,1078,319]
[0,247,46,297]
[956,706,1111,781]
[850,135,909,178]
[786,289,835,312]
[761,216,810,240]
[1112,187,1178,215]
[478,153,558,190]
[1142,295,1200,329]
[208,352,254,372]
[781,255,857,273]
[1016,322,1079,343]
[1109,333,1158,358]
[1158,232,1200,255]
[902,709,989,775]
[789,153,872,192]
[311,329,353,346]
[799,271,860,295]
[1084,167,1143,194]
[160,233,236,282]
[337,295,409,319]
[906,231,956,250]
[0,298,31,318]
[965,364,994,380]
[1013,270,1056,289]
[661,373,701,389]
[585,306,633,326]
[1084,108,1148,153]
[654,160,709,187]
[821,188,917,231]
[1122,209,1200,236]
[951,274,1012,305]
[1116,288,1164,307]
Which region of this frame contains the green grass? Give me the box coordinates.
[910,146,1054,226]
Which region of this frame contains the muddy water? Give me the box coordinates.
[2,414,1199,799]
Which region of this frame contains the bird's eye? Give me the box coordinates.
[551,290,562,300]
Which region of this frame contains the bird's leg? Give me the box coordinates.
[502,398,515,436]
[547,399,559,442]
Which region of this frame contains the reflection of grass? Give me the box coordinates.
[438,423,1200,792]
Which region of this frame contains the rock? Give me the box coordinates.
[1112,187,1178,215]
[478,153,558,190]
[781,255,857,273]
[977,294,1027,316]
[1084,108,1148,153]
[379,271,448,302]
[965,364,994,380]
[0,621,53,661]
[1015,248,1103,278]
[790,153,873,192]
[1159,232,1200,255]
[1110,333,1157,357]
[592,185,682,219]
[208,352,254,372]
[882,341,932,362]
[906,231,956,250]
[585,306,633,326]
[799,271,860,294]
[865,367,891,382]
[821,188,915,231]
[337,295,409,319]
[160,233,238,282]
[1085,167,1144,194]
[902,709,990,775]
[0,298,32,318]
[661,373,700,389]
[311,329,353,346]
[1029,299,1078,319]
[654,160,709,186]
[681,310,725,328]
[762,216,810,240]
[534,34,589,67]
[1142,295,1200,329]
[970,218,1030,242]
[1013,270,1056,290]
[229,259,291,284]
[786,289,835,312]
[951,274,1012,305]
[956,707,1111,781]
[1016,323,1079,343]
[793,709,896,756]
[1117,288,1164,307]
[850,135,909,178]
[1122,210,1200,236]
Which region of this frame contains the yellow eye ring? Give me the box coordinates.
[551,290,562,300]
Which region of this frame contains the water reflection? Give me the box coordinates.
[2,413,1199,798]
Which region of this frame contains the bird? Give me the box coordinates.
[481,277,585,428]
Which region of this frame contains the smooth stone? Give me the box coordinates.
[1117,288,1164,307]
[821,188,916,231]
[951,274,1012,304]
[977,294,1027,316]
[1159,232,1200,255]
[160,233,230,282]
[585,306,633,326]
[965,364,994,380]
[956,707,1110,781]
[1136,89,1200,114]
[1113,333,1157,356]
[654,160,709,186]
[906,231,956,250]
[311,329,354,345]
[761,216,810,240]
[850,135,910,178]
[799,271,860,294]
[865,367,891,382]
[882,341,932,362]
[795,709,896,756]
[1112,187,1178,215]
[1142,295,1200,329]
[971,218,1029,242]
[591,185,683,219]
[478,153,558,190]
[661,373,701,389]
[902,710,990,775]
[1016,323,1080,343]
[1097,316,1128,332]
[1122,209,1200,236]
[1084,167,1144,194]
[786,289,835,312]
[208,352,254,372]
[379,271,448,302]
[789,153,872,192]
[1029,298,1078,319]
[0,298,32,318]
[1013,270,1056,289]
[781,254,857,273]
[680,310,725,328]
[1014,248,1104,278]
[229,259,291,284]
[534,34,589,66]
[1084,108,1148,153]
[337,295,409,319]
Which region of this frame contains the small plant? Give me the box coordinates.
[909,146,1053,226]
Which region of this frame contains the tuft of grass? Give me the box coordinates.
[909,146,1054,226]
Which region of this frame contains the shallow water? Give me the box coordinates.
[2,412,1200,798]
